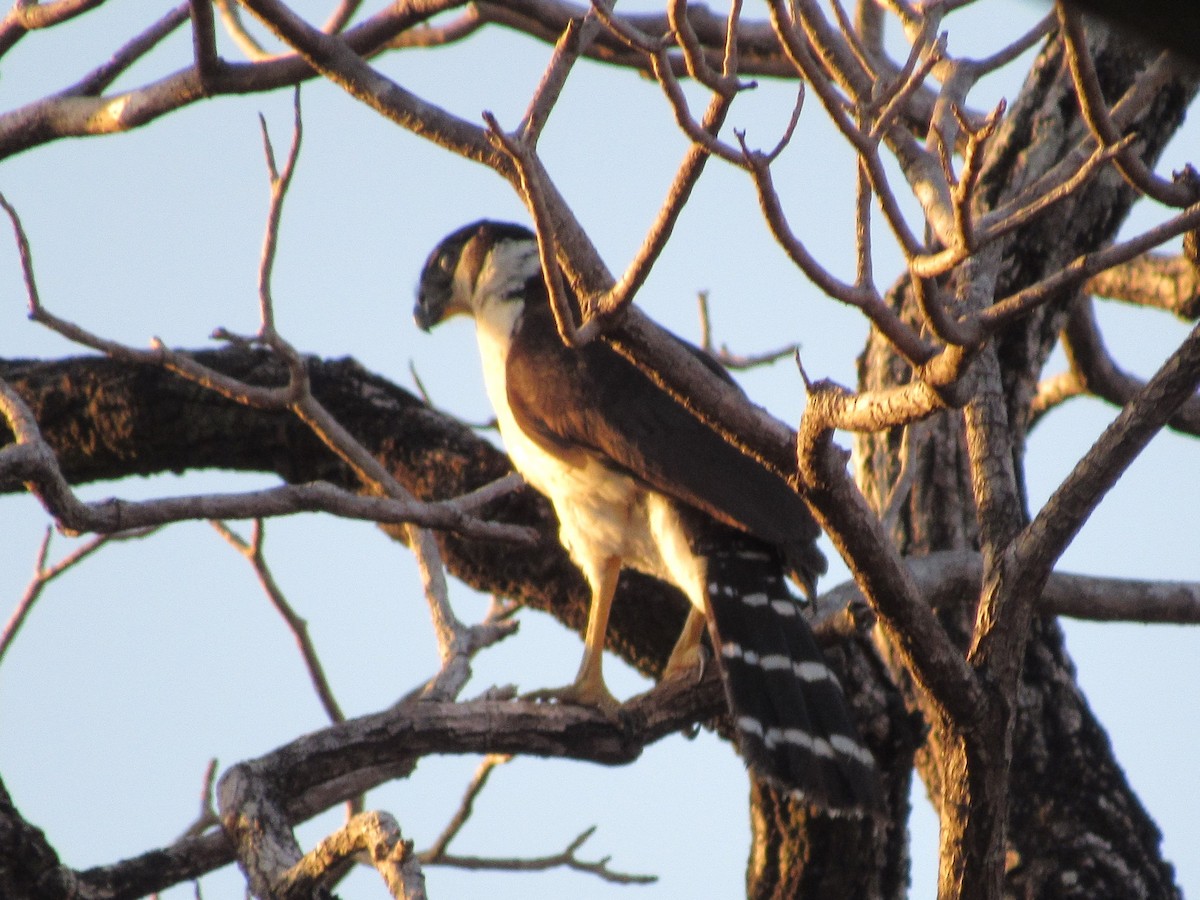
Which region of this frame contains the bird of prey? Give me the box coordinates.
[414,220,880,810]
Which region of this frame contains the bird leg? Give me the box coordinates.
[661,607,708,682]
[525,557,621,715]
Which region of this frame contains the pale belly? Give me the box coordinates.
[474,307,707,606]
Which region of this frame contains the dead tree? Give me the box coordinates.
[1,2,1198,898]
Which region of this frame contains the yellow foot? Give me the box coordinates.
[524,680,621,717]
[662,643,709,684]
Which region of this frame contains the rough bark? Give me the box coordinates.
[854,22,1192,900]
[2,349,910,897]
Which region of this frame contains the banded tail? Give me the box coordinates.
[702,538,882,811]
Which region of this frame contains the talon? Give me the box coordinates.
[524,680,621,716]
[662,607,709,684]
[662,643,709,684]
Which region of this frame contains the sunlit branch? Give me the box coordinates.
[276,812,427,900]
[1087,251,1200,320]
[797,383,986,726]
[0,0,106,58]
[214,0,273,58]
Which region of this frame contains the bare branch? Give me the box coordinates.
[0,526,159,666]
[820,549,1200,625]
[62,4,192,97]
[1060,5,1197,208]
[257,87,304,334]
[211,520,346,725]
[983,198,1200,330]
[740,144,935,366]
[1061,295,1200,435]
[797,383,986,726]
[518,8,603,145]
[189,0,221,83]
[277,811,427,900]
[428,824,656,885]
[214,0,272,59]
[1087,251,1200,320]
[422,754,512,862]
[1014,314,1200,593]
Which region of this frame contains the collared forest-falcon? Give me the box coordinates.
[414,220,880,810]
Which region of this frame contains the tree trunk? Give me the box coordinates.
[849,22,1191,900]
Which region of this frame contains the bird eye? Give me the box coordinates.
[438,252,455,272]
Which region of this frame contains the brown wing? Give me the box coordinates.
[506,298,826,590]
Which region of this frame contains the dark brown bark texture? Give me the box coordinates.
[0,349,686,675]
[855,24,1192,900]
[0,349,914,897]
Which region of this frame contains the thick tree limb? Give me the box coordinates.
[1087,252,1200,320]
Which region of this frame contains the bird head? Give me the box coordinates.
[414,220,539,331]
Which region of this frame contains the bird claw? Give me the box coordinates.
[523,680,622,717]
[661,643,709,685]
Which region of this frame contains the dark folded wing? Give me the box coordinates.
[505,304,826,587]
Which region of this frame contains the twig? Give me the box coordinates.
[1059,5,1196,208]
[695,292,798,370]
[599,88,735,318]
[428,825,656,885]
[178,759,221,840]
[518,9,604,145]
[258,87,303,335]
[60,4,191,97]
[422,754,511,861]
[0,526,159,667]
[740,142,934,366]
[483,113,598,346]
[407,360,499,430]
[210,520,346,725]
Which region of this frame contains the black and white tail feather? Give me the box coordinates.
[687,517,882,811]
